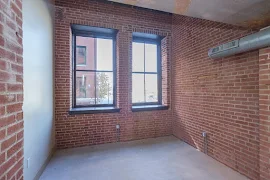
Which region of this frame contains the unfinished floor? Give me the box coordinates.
[40,136,249,180]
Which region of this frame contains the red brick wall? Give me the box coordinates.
[259,47,270,180]
[54,1,268,179]
[55,0,172,149]
[172,15,260,180]
[0,0,24,179]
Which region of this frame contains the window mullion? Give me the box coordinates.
[74,35,77,107]
[94,38,97,105]
[76,70,113,73]
[144,43,146,103]
[158,42,162,105]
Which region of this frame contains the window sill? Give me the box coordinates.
[132,105,169,112]
[69,107,121,115]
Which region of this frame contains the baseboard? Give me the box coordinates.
[33,145,56,180]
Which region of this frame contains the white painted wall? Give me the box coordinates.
[23,0,54,179]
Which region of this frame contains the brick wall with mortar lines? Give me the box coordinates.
[172,15,260,180]
[259,47,270,180]
[54,0,172,149]
[0,0,24,179]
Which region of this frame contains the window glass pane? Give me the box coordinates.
[97,38,113,71]
[76,72,96,106]
[132,74,145,103]
[132,42,144,72]
[145,74,158,103]
[96,72,114,105]
[76,36,95,70]
[145,44,157,72]
[76,46,86,65]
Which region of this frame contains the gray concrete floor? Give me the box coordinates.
[40,136,249,180]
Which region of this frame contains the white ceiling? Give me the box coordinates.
[108,0,270,28]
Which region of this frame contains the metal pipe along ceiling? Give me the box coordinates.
[209,27,270,59]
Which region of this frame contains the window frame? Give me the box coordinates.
[132,36,162,106]
[72,28,117,108]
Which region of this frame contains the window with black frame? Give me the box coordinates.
[132,37,162,106]
[72,26,116,108]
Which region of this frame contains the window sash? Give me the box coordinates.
[75,71,114,107]
[73,34,116,108]
[132,41,162,105]
[132,72,159,105]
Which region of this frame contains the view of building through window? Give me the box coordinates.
[76,46,86,65]
[76,76,86,98]
[75,36,114,106]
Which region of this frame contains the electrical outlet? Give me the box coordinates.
[27,158,30,168]
[116,124,120,129]
[202,132,207,137]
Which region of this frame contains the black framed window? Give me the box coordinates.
[72,25,117,108]
[132,37,162,105]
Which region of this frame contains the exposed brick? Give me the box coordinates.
[0,152,5,164]
[16,149,23,160]
[6,103,22,115]
[55,0,172,149]
[5,40,23,55]
[7,140,23,158]
[0,129,6,141]
[11,64,23,74]
[15,0,22,11]
[7,84,23,93]
[171,15,259,180]
[15,16,22,28]
[16,167,23,180]
[0,0,23,178]
[0,94,16,105]
[0,71,11,82]
[15,112,23,121]
[7,121,23,136]
[11,2,22,18]
[0,47,16,62]
[259,47,270,180]
[35,1,270,180]
[16,130,23,141]
[0,83,6,92]
[1,135,16,151]
[15,75,22,83]
[0,106,5,116]
[0,59,7,70]
[0,155,16,175]
[0,35,4,46]
[0,115,16,129]
[6,18,16,30]
[0,13,3,24]
[15,55,22,64]
[16,94,23,102]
